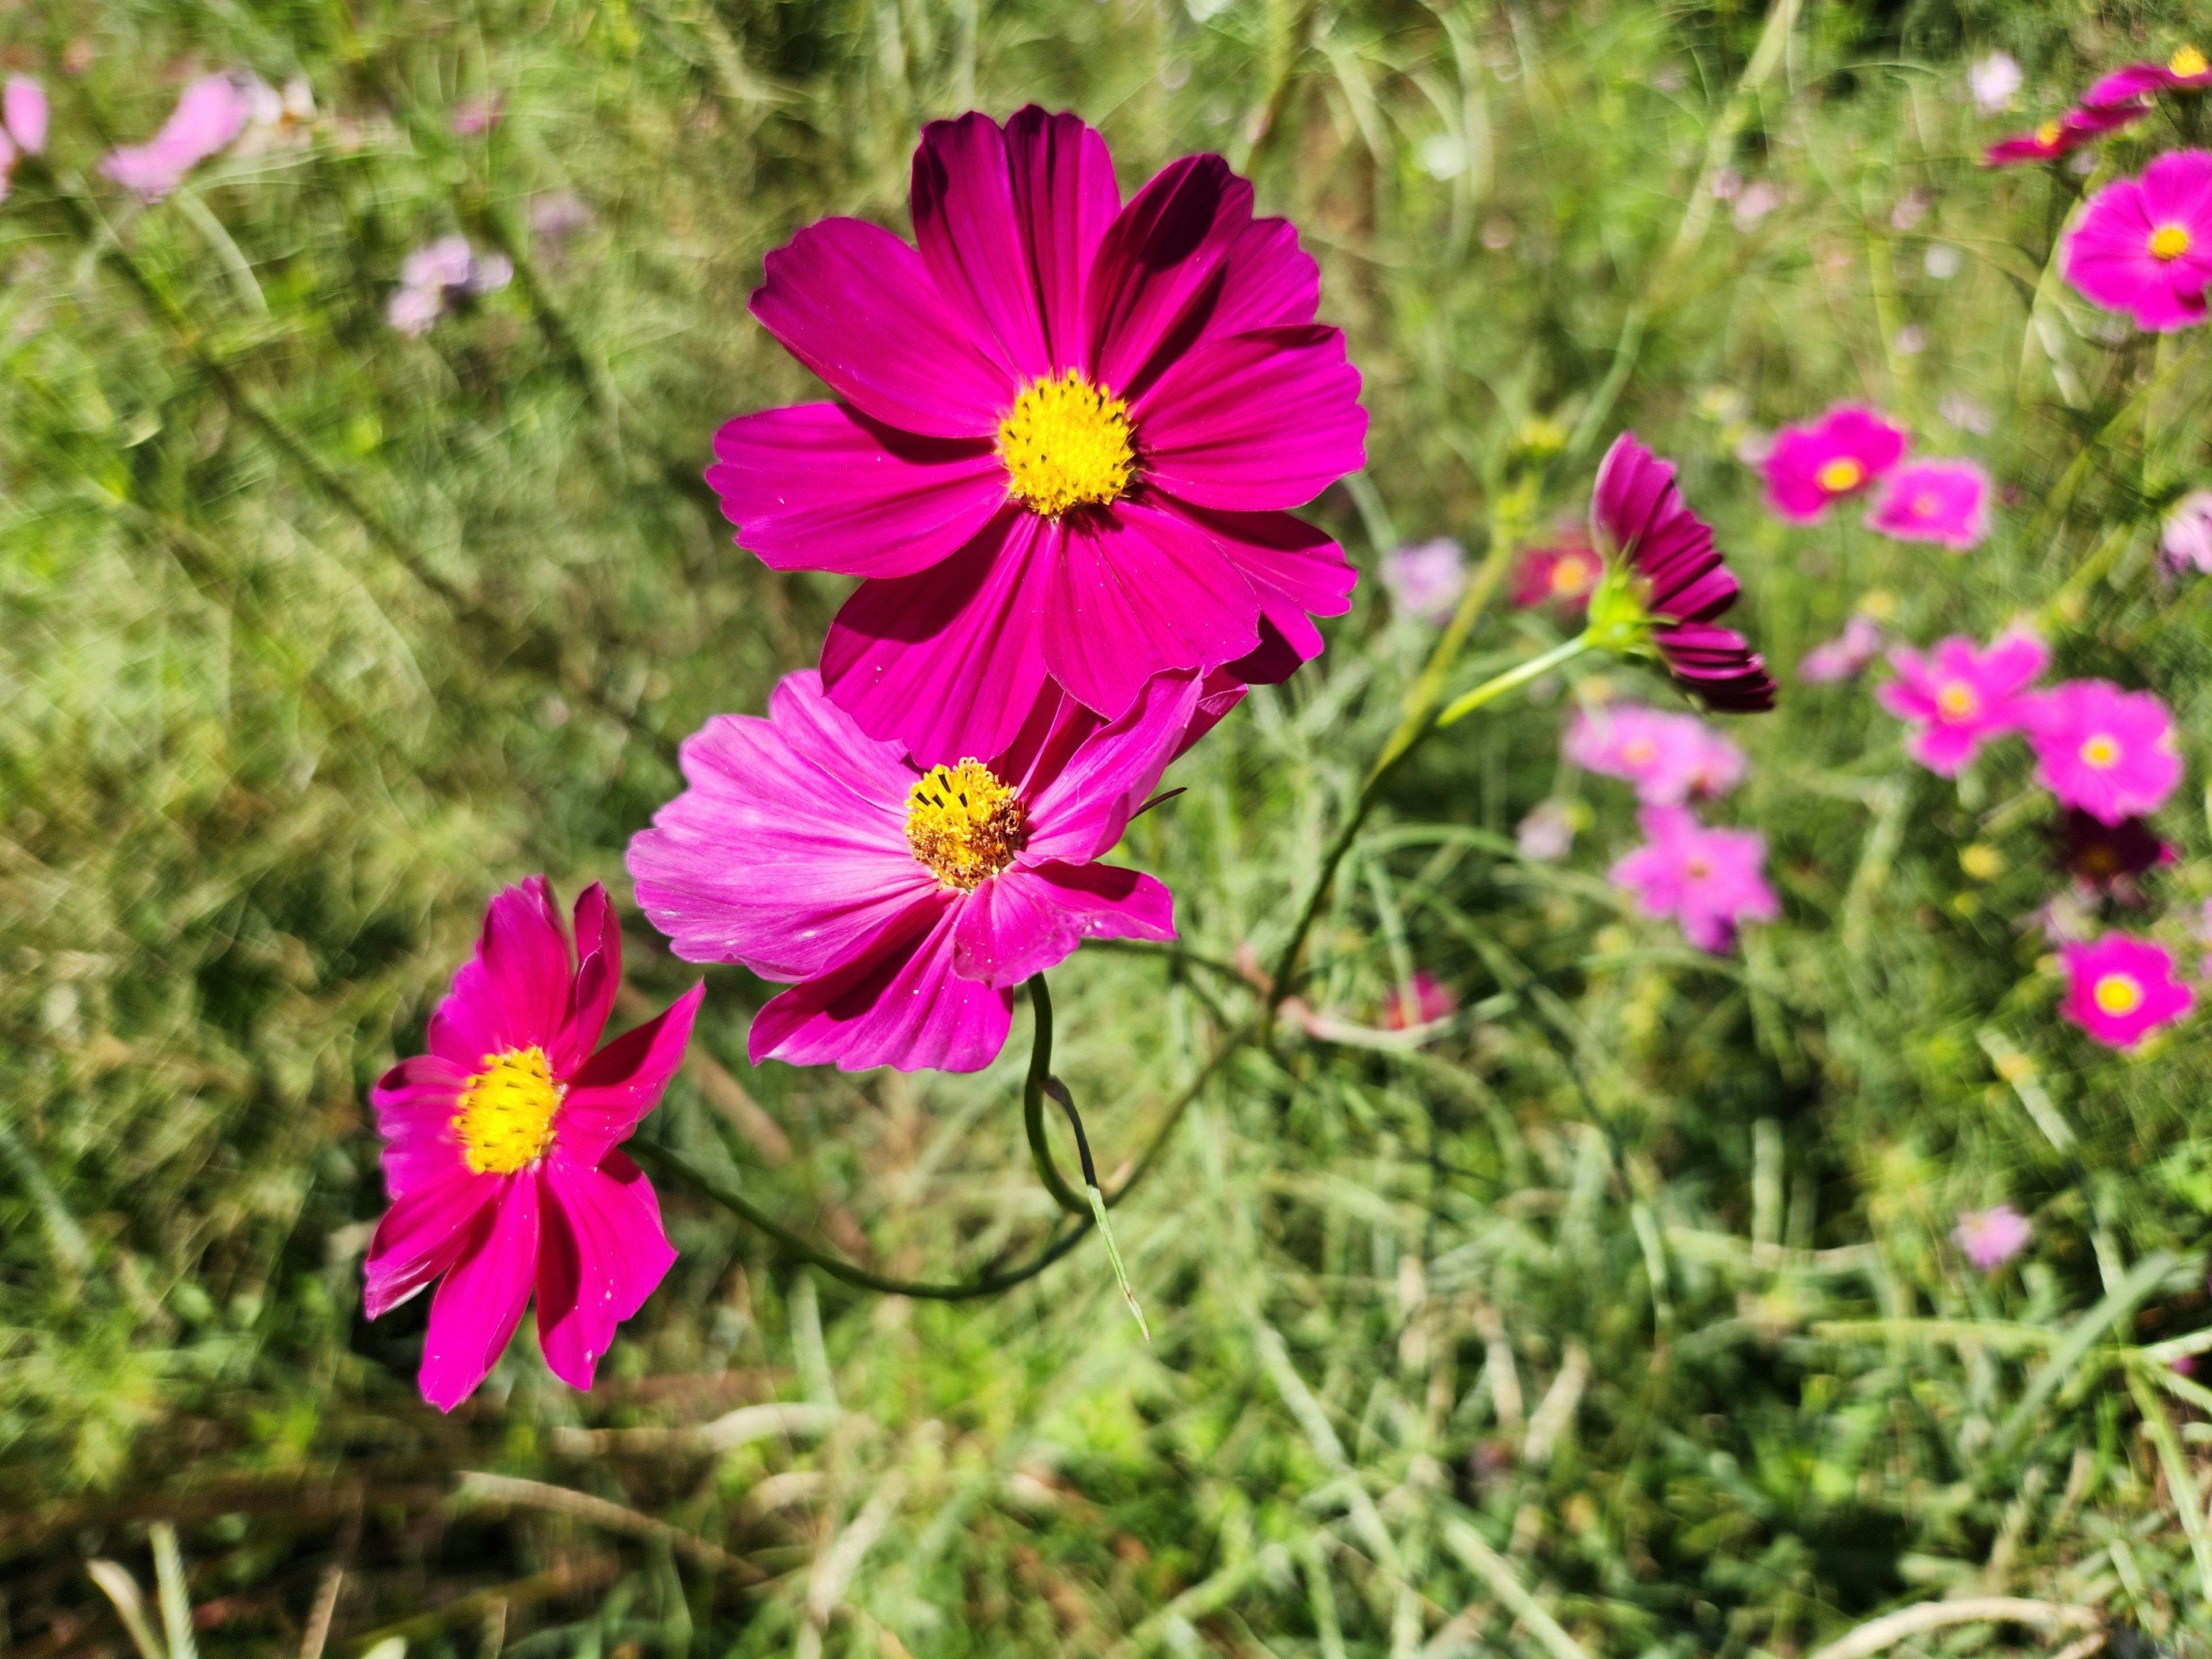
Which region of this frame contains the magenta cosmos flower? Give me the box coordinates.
[630,668,1233,1074]
[1609,805,1778,953]
[707,107,1366,762]
[1877,632,2046,777]
[2084,46,2212,109]
[1565,704,1744,806]
[1511,533,1600,612]
[1588,434,1776,711]
[2024,680,2182,825]
[1864,459,1992,551]
[365,878,704,1412]
[2064,150,2212,332]
[100,73,257,200]
[1760,406,1908,523]
[1983,103,2146,167]
[1953,1206,2032,1272]
[2060,935,2191,1048]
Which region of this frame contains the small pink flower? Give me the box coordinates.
[388,236,514,335]
[2082,46,2212,109]
[1381,537,1467,623]
[1876,632,2047,776]
[452,93,503,136]
[1565,705,1744,806]
[1798,615,1884,684]
[1863,459,1992,551]
[1516,800,1577,862]
[1378,972,1457,1031]
[364,878,704,1411]
[1983,103,2146,167]
[2063,150,2212,333]
[385,284,444,337]
[2023,680,2183,825]
[1609,806,1778,954]
[1761,405,1910,523]
[2060,935,2191,1048]
[4,77,47,156]
[1510,536,1600,612]
[2161,491,2212,573]
[99,73,256,200]
[1953,1206,2032,1271]
[1969,52,2023,113]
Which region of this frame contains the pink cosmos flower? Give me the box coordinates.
[0,75,46,202]
[1378,972,1457,1031]
[1609,805,1779,953]
[1983,103,2146,167]
[1968,52,2023,113]
[2060,935,2191,1048]
[1511,535,1600,612]
[2083,46,2212,109]
[364,878,704,1412]
[1797,615,1884,684]
[387,235,514,335]
[2162,491,2212,573]
[1516,800,1578,862]
[708,107,1367,762]
[2063,150,2212,332]
[1863,459,1993,551]
[1591,433,1776,711]
[1760,406,1909,523]
[1565,704,1744,806]
[1953,1206,2032,1271]
[630,668,1235,1074]
[2023,680,2183,825]
[100,73,256,199]
[1876,632,2047,777]
[1381,537,1467,623]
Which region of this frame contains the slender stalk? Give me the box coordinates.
[1436,632,1593,728]
[1022,978,1088,1217]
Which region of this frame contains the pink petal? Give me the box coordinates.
[1207,213,1323,335]
[558,982,706,1164]
[364,1166,496,1318]
[4,77,46,155]
[1134,324,1368,512]
[428,877,574,1069]
[1085,153,1253,395]
[912,112,1053,381]
[1004,106,1124,370]
[419,1174,541,1412]
[535,1150,677,1392]
[556,882,622,1076]
[951,862,1175,985]
[1172,500,1355,666]
[370,1054,471,1198]
[706,403,1006,579]
[1023,671,1204,860]
[749,217,1015,439]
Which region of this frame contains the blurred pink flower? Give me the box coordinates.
[452,93,503,135]
[1609,806,1778,953]
[1381,537,1467,623]
[2061,935,2191,1048]
[1797,615,1884,684]
[2083,47,2212,108]
[1984,104,2145,167]
[531,190,592,247]
[1953,1206,2031,1271]
[1877,632,2046,776]
[1516,800,1577,862]
[1761,405,1908,523]
[2023,680,2182,825]
[1510,535,1600,612]
[1864,459,1993,551]
[100,73,256,199]
[2161,491,2212,573]
[1733,179,1781,232]
[1968,52,2023,113]
[1378,972,1457,1031]
[2063,150,2212,332]
[1566,704,1744,806]
[388,234,514,335]
[5,77,47,156]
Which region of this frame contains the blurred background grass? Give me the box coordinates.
[9,0,2212,1652]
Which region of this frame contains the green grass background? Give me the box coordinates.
[8,0,2212,1652]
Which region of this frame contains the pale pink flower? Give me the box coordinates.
[2161,491,2212,573]
[1565,705,1744,806]
[1609,806,1778,954]
[4,77,47,156]
[1969,52,2023,113]
[100,73,256,200]
[1797,615,1884,684]
[1953,1206,2031,1271]
[1381,537,1467,623]
[452,93,503,135]
[1876,632,2046,776]
[1516,800,1577,862]
[2022,680,2183,825]
[1863,459,1993,551]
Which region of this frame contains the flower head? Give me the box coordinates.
[1864,459,1993,551]
[2023,679,2183,825]
[1983,101,2147,166]
[99,73,258,199]
[1969,52,2024,113]
[2060,935,2191,1048]
[2063,150,2212,333]
[1565,703,1744,805]
[1609,805,1778,953]
[1516,800,1580,862]
[630,669,1234,1073]
[1378,972,1457,1031]
[2054,808,2171,893]
[387,236,513,335]
[364,879,704,1411]
[707,107,1366,762]
[1589,433,1775,711]
[1760,405,1909,523]
[1381,537,1467,623]
[1876,631,2047,776]
[1797,614,1885,684]
[2161,490,2212,573]
[1953,1206,2032,1271]
[4,77,46,157]
[1511,533,1601,613]
[2083,46,2212,109]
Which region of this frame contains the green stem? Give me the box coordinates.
[1436,632,1593,728]
[1022,978,1088,1217]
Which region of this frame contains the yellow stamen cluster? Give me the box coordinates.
[905,759,1027,891]
[2150,224,2193,262]
[1816,457,1865,494]
[2172,46,2207,77]
[1550,555,1593,596]
[454,1046,563,1175]
[2093,973,2145,1017]
[998,370,1135,517]
[1936,681,1979,721]
[2035,119,2063,147]
[2079,733,2122,770]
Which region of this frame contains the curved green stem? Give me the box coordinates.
[1022,977,1088,1217]
[1436,632,1593,728]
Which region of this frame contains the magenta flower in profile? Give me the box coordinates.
[100,73,256,199]
[1565,704,1743,806]
[1983,103,2146,167]
[1609,806,1778,953]
[1953,1206,2032,1271]
[2083,46,2212,109]
[708,106,1366,762]
[2023,680,2183,825]
[2162,491,2212,573]
[1760,405,1908,523]
[1864,459,1993,551]
[630,669,1235,1074]
[1381,537,1467,623]
[364,878,704,1412]
[1876,632,2047,777]
[1589,433,1775,711]
[1798,615,1884,684]
[2060,935,2191,1048]
[1511,534,1600,612]
[2063,150,2212,332]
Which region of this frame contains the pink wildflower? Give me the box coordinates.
[1608,806,1778,954]
[387,235,513,335]
[2082,46,2212,109]
[2060,935,2191,1048]
[2063,150,2212,333]
[4,77,46,156]
[452,93,503,136]
[1863,459,1993,551]
[1797,615,1885,684]
[1381,538,1467,623]
[1516,800,1578,862]
[1378,972,1457,1031]
[1510,535,1600,612]
[1983,103,2146,167]
[1968,52,2023,113]
[2023,680,2183,825]
[2161,490,2212,573]
[1953,1206,2032,1271]
[1565,704,1743,806]
[1760,405,1909,524]
[99,73,256,200]
[629,669,1234,1073]
[1876,632,2047,777]
[363,878,704,1411]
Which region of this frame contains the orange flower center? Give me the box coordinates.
[2079,733,2122,769]
[1935,681,1979,720]
[2150,224,2193,262]
[1912,491,1940,517]
[1684,857,1711,880]
[905,759,1026,891]
[2092,973,2144,1017]
[1622,736,1658,765]
[2035,119,2062,146]
[454,1047,562,1175]
[998,370,1134,517]
[1550,555,1593,595]
[1816,457,1865,494]
[2172,46,2208,77]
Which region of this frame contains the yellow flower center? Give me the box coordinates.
[998,370,1135,518]
[905,759,1027,891]
[2172,46,2207,77]
[453,1047,562,1175]
[1936,681,1979,720]
[1816,457,1865,494]
[2080,733,2122,769]
[1622,737,1658,765]
[2093,973,2144,1017]
[1912,492,1940,517]
[1550,555,1593,595]
[2150,224,2192,262]
[2035,119,2062,146]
